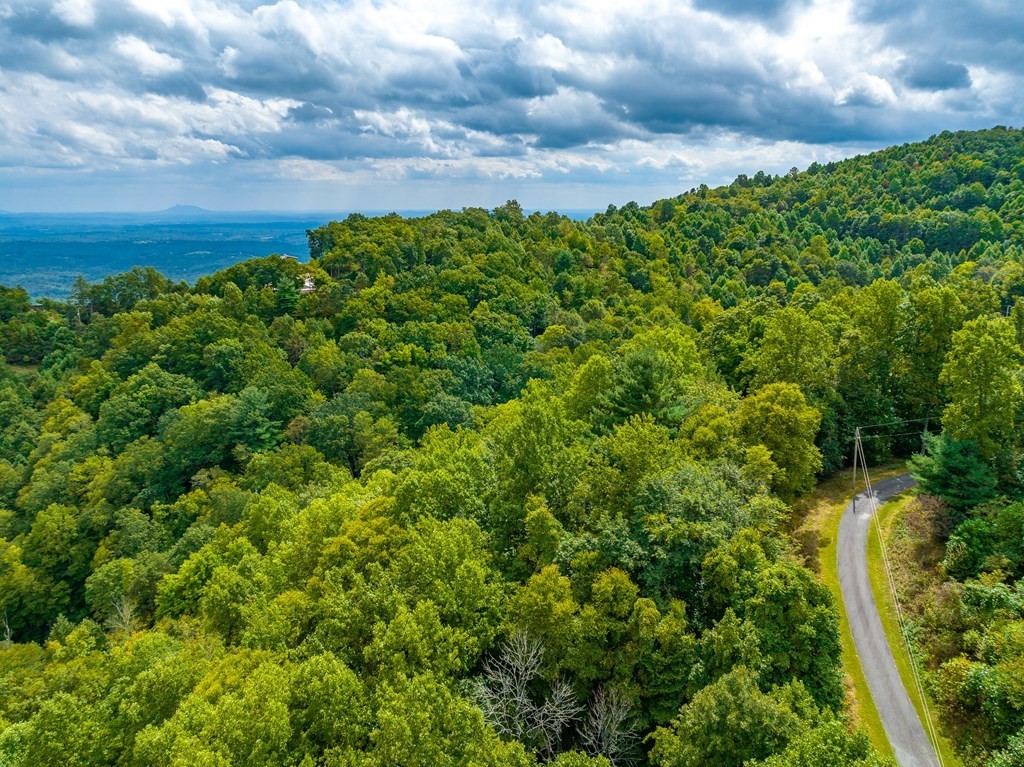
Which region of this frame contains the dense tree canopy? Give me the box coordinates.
[6,126,1024,765]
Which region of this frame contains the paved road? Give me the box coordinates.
[837,473,939,767]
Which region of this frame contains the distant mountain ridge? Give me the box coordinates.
[156,204,215,218]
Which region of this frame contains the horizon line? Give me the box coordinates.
[0,204,605,217]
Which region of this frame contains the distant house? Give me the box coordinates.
[300,274,316,294]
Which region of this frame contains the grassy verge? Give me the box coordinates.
[868,495,961,767]
[794,464,904,759]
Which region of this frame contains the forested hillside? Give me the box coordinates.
[3,126,1024,767]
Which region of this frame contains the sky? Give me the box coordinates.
[0,0,1022,213]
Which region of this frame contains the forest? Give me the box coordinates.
[2,126,1024,766]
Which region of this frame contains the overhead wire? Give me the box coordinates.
[853,427,945,767]
[848,414,939,444]
[855,417,934,431]
[855,430,935,441]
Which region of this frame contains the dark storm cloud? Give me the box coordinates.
[271,118,466,162]
[856,0,1024,74]
[835,87,886,109]
[566,53,895,145]
[459,39,560,101]
[287,103,335,124]
[529,100,631,149]
[219,51,341,103]
[691,0,811,24]
[897,59,971,91]
[453,90,630,150]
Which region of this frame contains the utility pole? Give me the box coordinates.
[851,422,945,767]
[852,426,861,512]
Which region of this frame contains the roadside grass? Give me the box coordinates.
[868,495,961,767]
[793,464,905,759]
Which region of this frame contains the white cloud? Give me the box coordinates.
[51,0,95,27]
[834,73,898,107]
[113,35,185,76]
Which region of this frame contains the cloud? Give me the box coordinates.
[897,58,971,91]
[52,0,96,27]
[0,0,1021,211]
[287,102,334,124]
[113,35,184,76]
[835,74,897,107]
[691,0,811,26]
[855,0,1024,75]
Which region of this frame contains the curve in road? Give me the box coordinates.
[837,473,939,767]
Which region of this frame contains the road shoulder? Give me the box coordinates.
[867,494,960,767]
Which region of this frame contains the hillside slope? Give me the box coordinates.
[2,127,1024,767]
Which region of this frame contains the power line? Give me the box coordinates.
[852,427,944,767]
[856,416,935,431]
[854,429,936,441]
[848,415,939,444]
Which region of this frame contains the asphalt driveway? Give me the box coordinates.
[837,473,939,767]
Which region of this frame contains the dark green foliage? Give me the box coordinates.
[275,276,301,315]
[70,266,179,318]
[943,500,1024,581]
[942,518,995,580]
[909,434,998,527]
[95,363,200,451]
[603,347,683,426]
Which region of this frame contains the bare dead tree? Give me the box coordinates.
[108,596,138,634]
[2,611,11,647]
[471,631,543,741]
[471,632,582,757]
[579,686,639,766]
[530,676,584,758]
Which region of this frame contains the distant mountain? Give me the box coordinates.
[157,204,214,217]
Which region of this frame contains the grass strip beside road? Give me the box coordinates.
[868,495,961,767]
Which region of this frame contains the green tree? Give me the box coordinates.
[897,285,966,418]
[370,672,531,767]
[908,434,997,521]
[275,277,301,316]
[939,316,1022,459]
[603,327,703,427]
[650,666,815,767]
[752,719,894,767]
[96,363,200,451]
[0,286,30,322]
[737,383,822,498]
[746,307,836,402]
